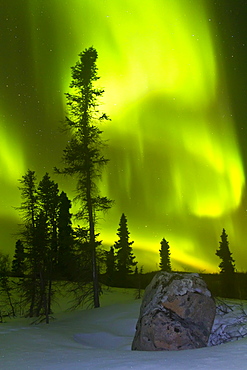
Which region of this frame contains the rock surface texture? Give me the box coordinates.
[132,271,216,351]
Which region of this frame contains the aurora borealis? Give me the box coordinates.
[1,0,247,272]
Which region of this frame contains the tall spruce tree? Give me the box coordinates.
[159,238,172,272]
[55,47,112,308]
[216,228,235,297]
[114,213,137,285]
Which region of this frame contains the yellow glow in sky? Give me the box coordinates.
[1,0,245,273]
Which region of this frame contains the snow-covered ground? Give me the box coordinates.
[1,287,247,369]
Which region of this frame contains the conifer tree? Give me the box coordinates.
[56,191,74,279]
[16,170,38,317]
[35,173,60,321]
[114,213,137,285]
[216,228,235,297]
[17,170,37,245]
[159,238,172,272]
[216,229,235,274]
[12,239,26,277]
[55,47,113,308]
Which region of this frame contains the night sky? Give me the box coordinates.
[1,0,247,272]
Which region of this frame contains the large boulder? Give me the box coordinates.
[132,271,216,351]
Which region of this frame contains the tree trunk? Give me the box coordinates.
[88,202,100,308]
[85,126,100,308]
[86,172,100,308]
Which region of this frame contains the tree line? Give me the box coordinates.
[1,206,138,322]
[0,204,238,322]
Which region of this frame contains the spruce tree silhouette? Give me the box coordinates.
[114,213,137,287]
[12,239,25,277]
[56,191,74,279]
[16,170,38,317]
[55,47,113,308]
[216,228,235,297]
[159,238,172,272]
[216,228,235,273]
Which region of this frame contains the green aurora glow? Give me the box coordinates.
[1,0,247,272]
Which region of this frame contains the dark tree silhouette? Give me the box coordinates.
[35,173,60,321]
[114,213,137,285]
[56,191,74,279]
[55,47,113,308]
[0,252,15,317]
[159,238,172,272]
[12,239,26,277]
[216,229,235,274]
[16,169,38,317]
[0,252,15,321]
[16,171,74,321]
[216,228,235,297]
